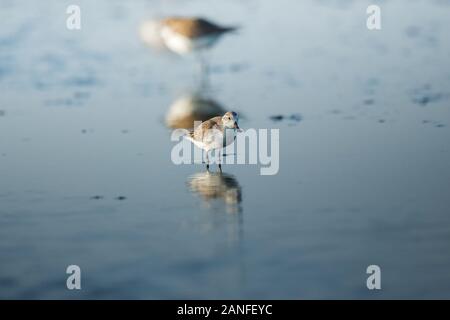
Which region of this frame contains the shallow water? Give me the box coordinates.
[1,0,450,299]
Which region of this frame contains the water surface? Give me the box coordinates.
[1,0,450,299]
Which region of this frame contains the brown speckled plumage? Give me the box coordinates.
[191,116,223,142]
[162,17,236,39]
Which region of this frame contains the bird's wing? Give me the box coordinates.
[193,116,222,143]
[163,17,234,38]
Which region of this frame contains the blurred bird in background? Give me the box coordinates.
[140,17,238,83]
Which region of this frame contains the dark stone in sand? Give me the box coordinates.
[90,195,104,200]
[413,96,430,106]
[270,114,302,124]
[270,115,284,121]
[115,196,127,201]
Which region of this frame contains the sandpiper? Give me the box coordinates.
[185,111,242,171]
[140,17,237,82]
[158,17,237,55]
[140,17,237,54]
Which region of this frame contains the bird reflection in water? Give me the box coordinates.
[165,94,226,129]
[187,171,242,214]
[187,172,245,289]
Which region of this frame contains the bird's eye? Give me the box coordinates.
[228,117,231,120]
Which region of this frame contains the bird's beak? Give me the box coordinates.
[234,122,243,132]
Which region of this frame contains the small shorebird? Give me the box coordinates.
[140,17,237,55]
[158,17,237,55]
[140,17,237,82]
[185,111,242,171]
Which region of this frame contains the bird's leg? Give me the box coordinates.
[205,150,210,172]
[218,149,222,173]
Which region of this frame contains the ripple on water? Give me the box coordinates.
[411,84,446,106]
[269,113,302,124]
[44,91,91,107]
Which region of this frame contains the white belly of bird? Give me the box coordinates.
[186,128,236,152]
[161,27,220,55]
